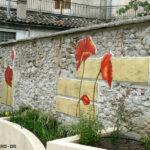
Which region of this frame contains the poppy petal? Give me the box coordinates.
[76,60,81,71]
[76,36,96,70]
[5,66,13,87]
[101,52,113,88]
[101,51,112,69]
[76,40,84,61]
[108,61,113,88]
[81,95,90,105]
[82,51,92,61]
[12,49,14,61]
[84,36,96,54]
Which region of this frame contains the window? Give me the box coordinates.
[55,0,71,9]
[0,31,16,43]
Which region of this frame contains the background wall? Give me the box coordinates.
[0,0,130,19]
[0,25,63,41]
[0,17,150,136]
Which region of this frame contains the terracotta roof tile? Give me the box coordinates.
[0,8,102,28]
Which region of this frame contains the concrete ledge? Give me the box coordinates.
[0,117,45,150]
[47,128,114,150]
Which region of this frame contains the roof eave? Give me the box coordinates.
[0,20,73,30]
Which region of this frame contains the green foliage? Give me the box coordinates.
[78,115,103,146]
[141,135,150,150]
[110,98,135,146]
[0,112,7,117]
[115,99,134,132]
[10,106,60,147]
[0,106,79,147]
[116,0,150,17]
[110,130,120,146]
[57,123,79,138]
[0,110,13,117]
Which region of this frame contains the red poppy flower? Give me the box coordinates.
[101,51,113,88]
[12,49,14,61]
[5,66,13,87]
[81,95,90,105]
[76,36,96,70]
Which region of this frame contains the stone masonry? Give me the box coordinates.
[0,16,150,136]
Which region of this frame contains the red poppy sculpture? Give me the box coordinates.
[12,49,14,61]
[5,66,13,87]
[75,37,113,118]
[76,36,96,70]
[81,95,90,105]
[101,51,113,88]
[76,36,96,116]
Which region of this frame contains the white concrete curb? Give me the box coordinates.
[47,128,114,150]
[0,117,45,150]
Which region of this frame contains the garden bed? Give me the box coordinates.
[47,133,146,150]
[0,107,78,149]
[0,107,148,150]
[96,136,145,150]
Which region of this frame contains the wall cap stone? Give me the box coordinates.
[1,16,150,46]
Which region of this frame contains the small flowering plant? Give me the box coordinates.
[75,36,113,118]
[5,112,9,116]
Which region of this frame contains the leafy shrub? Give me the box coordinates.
[57,123,79,138]
[78,115,103,146]
[110,97,136,146]
[10,106,60,147]
[116,0,150,17]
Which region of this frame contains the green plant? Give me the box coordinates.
[57,123,79,138]
[78,114,103,146]
[110,97,135,146]
[0,110,13,117]
[116,0,150,17]
[10,106,60,147]
[141,135,150,150]
[0,112,7,117]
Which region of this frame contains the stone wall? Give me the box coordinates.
[0,16,150,136]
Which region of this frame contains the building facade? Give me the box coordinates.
[0,0,149,42]
[0,0,102,43]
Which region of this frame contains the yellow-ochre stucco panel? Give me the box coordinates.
[56,97,96,118]
[57,78,98,101]
[1,80,14,107]
[76,58,149,83]
[1,72,14,107]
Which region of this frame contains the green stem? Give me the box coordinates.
[92,69,101,119]
[76,61,85,117]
